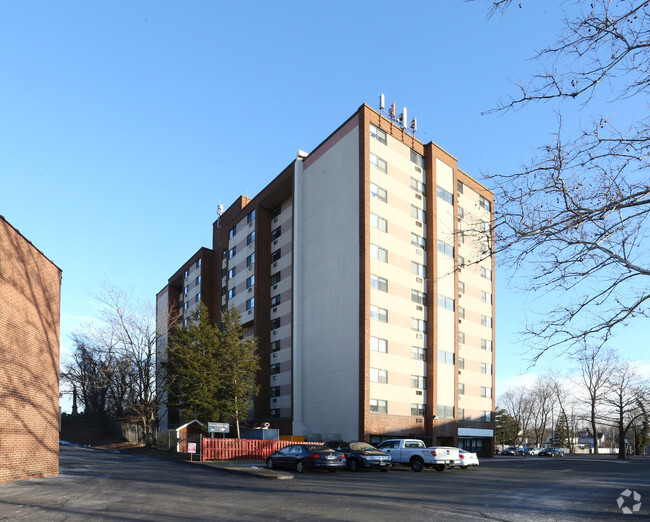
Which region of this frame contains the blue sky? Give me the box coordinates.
[1,1,646,409]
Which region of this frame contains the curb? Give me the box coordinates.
[192,461,294,480]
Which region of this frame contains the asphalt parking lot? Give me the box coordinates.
[0,445,648,520]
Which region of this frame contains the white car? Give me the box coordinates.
[457,449,479,469]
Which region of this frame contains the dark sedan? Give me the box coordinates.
[326,441,392,471]
[539,447,565,457]
[266,444,346,473]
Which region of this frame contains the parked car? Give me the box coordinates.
[266,444,346,472]
[539,447,565,457]
[376,439,459,472]
[326,441,391,471]
[525,447,542,456]
[457,449,480,468]
[502,446,525,456]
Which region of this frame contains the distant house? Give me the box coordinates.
[0,216,62,483]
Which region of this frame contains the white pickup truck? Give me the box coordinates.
[376,439,459,472]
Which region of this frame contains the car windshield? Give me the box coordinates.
[307,445,331,453]
[349,442,376,451]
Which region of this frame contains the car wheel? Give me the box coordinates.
[296,460,305,473]
[461,465,469,470]
[410,457,424,472]
[266,458,274,470]
[433,464,446,472]
[380,467,389,472]
[348,459,359,472]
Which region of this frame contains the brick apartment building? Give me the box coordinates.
[157,101,496,455]
[0,216,62,483]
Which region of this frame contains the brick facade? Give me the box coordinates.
[0,216,61,483]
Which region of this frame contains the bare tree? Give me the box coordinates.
[575,345,618,454]
[482,0,650,360]
[500,387,535,446]
[549,374,581,452]
[529,376,556,446]
[602,361,649,459]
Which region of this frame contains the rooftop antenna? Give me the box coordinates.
[217,202,224,228]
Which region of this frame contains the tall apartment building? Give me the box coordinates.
[0,216,62,483]
[157,102,495,455]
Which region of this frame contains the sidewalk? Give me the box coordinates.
[193,459,295,479]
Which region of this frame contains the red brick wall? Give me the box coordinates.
[0,218,61,483]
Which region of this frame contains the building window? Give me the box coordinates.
[272,205,281,218]
[271,386,280,397]
[481,267,492,280]
[370,213,388,232]
[184,285,189,295]
[410,150,425,170]
[438,295,454,311]
[437,186,453,205]
[458,357,465,370]
[271,249,281,262]
[481,339,493,351]
[229,246,236,259]
[482,363,493,375]
[271,295,281,307]
[411,375,427,389]
[410,177,425,194]
[271,341,281,352]
[438,405,454,419]
[246,275,255,288]
[481,315,492,328]
[222,250,227,260]
[411,205,426,223]
[271,318,281,330]
[228,288,236,299]
[458,231,465,244]
[184,269,189,279]
[196,276,201,286]
[270,409,280,418]
[437,240,453,257]
[247,209,256,223]
[370,244,388,263]
[481,387,493,399]
[246,297,254,311]
[228,267,236,279]
[482,411,492,422]
[370,124,387,144]
[370,183,387,202]
[272,226,281,240]
[411,318,427,333]
[271,363,281,375]
[270,272,281,285]
[481,291,492,304]
[411,403,425,417]
[411,346,426,361]
[195,293,201,303]
[370,274,388,292]
[247,253,255,267]
[412,290,427,305]
[438,350,454,365]
[370,399,387,414]
[183,301,188,311]
[411,233,426,250]
[458,306,465,319]
[458,383,465,395]
[457,181,464,194]
[458,256,465,268]
[458,331,465,344]
[370,305,388,323]
[411,261,426,278]
[370,337,388,353]
[247,231,255,245]
[222,285,226,296]
[458,281,465,294]
[479,196,491,211]
[370,368,388,384]
[458,408,465,420]
[458,206,464,219]
[229,226,237,239]
[370,153,387,173]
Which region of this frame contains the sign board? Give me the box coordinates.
[187,442,197,454]
[208,422,230,434]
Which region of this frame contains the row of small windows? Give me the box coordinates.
[369,401,491,421]
[183,259,202,280]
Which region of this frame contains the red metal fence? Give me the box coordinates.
[201,438,320,461]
